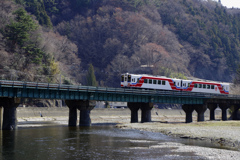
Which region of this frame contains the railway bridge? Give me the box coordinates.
[0,80,240,130]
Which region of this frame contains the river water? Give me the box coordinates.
[1,121,233,160]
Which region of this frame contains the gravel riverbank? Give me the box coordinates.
[16,107,240,159]
[116,121,240,149]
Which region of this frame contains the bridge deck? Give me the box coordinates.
[0,80,239,104]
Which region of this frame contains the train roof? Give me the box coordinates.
[124,73,182,80]
[186,76,231,85]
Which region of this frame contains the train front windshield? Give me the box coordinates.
[128,75,131,82]
[121,75,124,82]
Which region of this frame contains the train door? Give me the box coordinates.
[222,84,229,93]
[124,75,128,87]
[174,79,181,89]
[182,80,191,91]
[127,74,131,87]
[181,80,183,90]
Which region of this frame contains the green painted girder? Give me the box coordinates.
[0,85,205,104]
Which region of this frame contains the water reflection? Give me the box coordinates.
[1,130,16,160]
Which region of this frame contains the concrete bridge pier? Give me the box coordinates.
[78,100,95,126]
[67,106,78,126]
[0,98,20,130]
[219,104,229,121]
[0,107,3,130]
[230,105,240,120]
[65,100,96,126]
[195,104,207,122]
[127,102,140,123]
[140,103,153,123]
[182,104,195,123]
[207,103,218,120]
[80,110,92,126]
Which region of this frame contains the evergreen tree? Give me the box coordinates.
[3,8,37,46]
[14,0,53,27]
[3,8,46,65]
[86,64,98,86]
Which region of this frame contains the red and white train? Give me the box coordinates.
[121,73,230,94]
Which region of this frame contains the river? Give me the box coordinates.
[0,121,232,160]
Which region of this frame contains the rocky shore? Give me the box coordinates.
[17,107,240,159]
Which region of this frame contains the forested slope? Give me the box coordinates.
[0,0,81,84]
[2,0,240,87]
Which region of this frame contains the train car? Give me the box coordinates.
[121,73,230,94]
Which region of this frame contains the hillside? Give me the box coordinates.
[1,0,240,87]
[0,1,81,84]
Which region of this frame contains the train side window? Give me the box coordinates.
[149,79,152,84]
[158,80,161,85]
[188,83,190,87]
[203,84,206,89]
[144,79,148,83]
[177,82,180,86]
[137,78,140,83]
[207,85,210,89]
[199,84,202,88]
[162,81,166,85]
[153,80,157,84]
[194,84,197,88]
[211,85,214,89]
[174,82,176,86]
